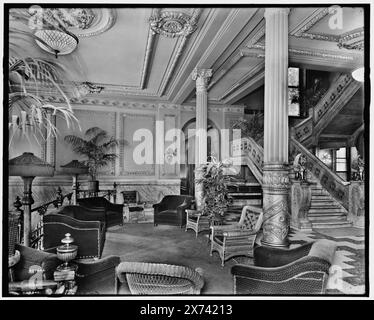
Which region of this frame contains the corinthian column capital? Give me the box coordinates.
[264,8,290,19]
[192,68,212,92]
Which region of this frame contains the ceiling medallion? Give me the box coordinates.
[149,11,199,38]
[30,8,117,38]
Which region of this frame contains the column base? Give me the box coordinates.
[261,238,289,248]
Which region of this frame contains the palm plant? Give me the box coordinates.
[195,157,234,220]
[232,112,264,146]
[8,8,80,146]
[64,127,124,183]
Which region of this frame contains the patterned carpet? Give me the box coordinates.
[288,227,366,295]
[106,223,366,295]
[223,209,366,295]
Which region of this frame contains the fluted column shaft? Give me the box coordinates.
[192,68,212,208]
[262,8,291,247]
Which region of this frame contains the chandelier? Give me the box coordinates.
[34,29,79,58]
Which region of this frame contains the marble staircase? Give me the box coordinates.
[308,182,352,229]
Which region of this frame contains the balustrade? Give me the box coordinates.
[293,73,360,148]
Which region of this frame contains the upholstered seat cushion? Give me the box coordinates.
[128,206,144,212]
[13,244,60,281]
[188,215,199,222]
[213,235,253,246]
[158,209,178,216]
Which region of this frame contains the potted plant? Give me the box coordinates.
[64,127,124,192]
[8,8,80,146]
[232,112,264,146]
[195,157,234,222]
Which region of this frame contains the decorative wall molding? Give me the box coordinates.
[120,113,156,176]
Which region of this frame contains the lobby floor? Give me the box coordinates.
[102,223,365,296]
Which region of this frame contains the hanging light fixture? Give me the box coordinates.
[34,29,79,58]
[352,67,364,82]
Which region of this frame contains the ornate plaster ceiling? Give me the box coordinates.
[11,6,365,105]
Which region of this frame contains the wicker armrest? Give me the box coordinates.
[223,229,257,237]
[231,256,331,282]
[116,262,204,290]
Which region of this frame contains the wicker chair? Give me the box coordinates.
[210,205,263,267]
[231,240,337,295]
[115,262,204,295]
[185,209,211,238]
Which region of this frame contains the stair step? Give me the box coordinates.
[310,201,341,209]
[311,220,353,229]
[232,199,262,206]
[308,212,346,217]
[309,215,347,221]
[309,208,346,214]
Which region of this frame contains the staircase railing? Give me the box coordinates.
[293,73,360,148]
[231,137,263,185]
[290,137,350,210]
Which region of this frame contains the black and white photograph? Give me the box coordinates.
[1,1,371,304]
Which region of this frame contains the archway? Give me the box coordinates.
[180,118,221,195]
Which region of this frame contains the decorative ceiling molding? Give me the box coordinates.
[224,70,265,105]
[156,9,202,96]
[30,8,117,37]
[245,20,265,48]
[76,82,104,96]
[251,43,357,62]
[337,28,364,51]
[290,8,364,52]
[218,62,265,102]
[149,10,200,38]
[140,8,159,89]
[209,48,264,91]
[170,8,254,104]
[290,8,330,37]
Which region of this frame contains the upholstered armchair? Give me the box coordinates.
[75,255,121,295]
[10,244,120,295]
[231,240,337,295]
[53,205,106,225]
[43,213,105,259]
[116,262,205,295]
[210,205,263,266]
[153,195,193,228]
[121,190,145,223]
[12,243,61,282]
[77,197,124,227]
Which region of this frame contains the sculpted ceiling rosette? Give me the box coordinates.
[30,8,117,37]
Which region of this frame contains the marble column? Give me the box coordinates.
[262,8,291,247]
[192,68,212,208]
